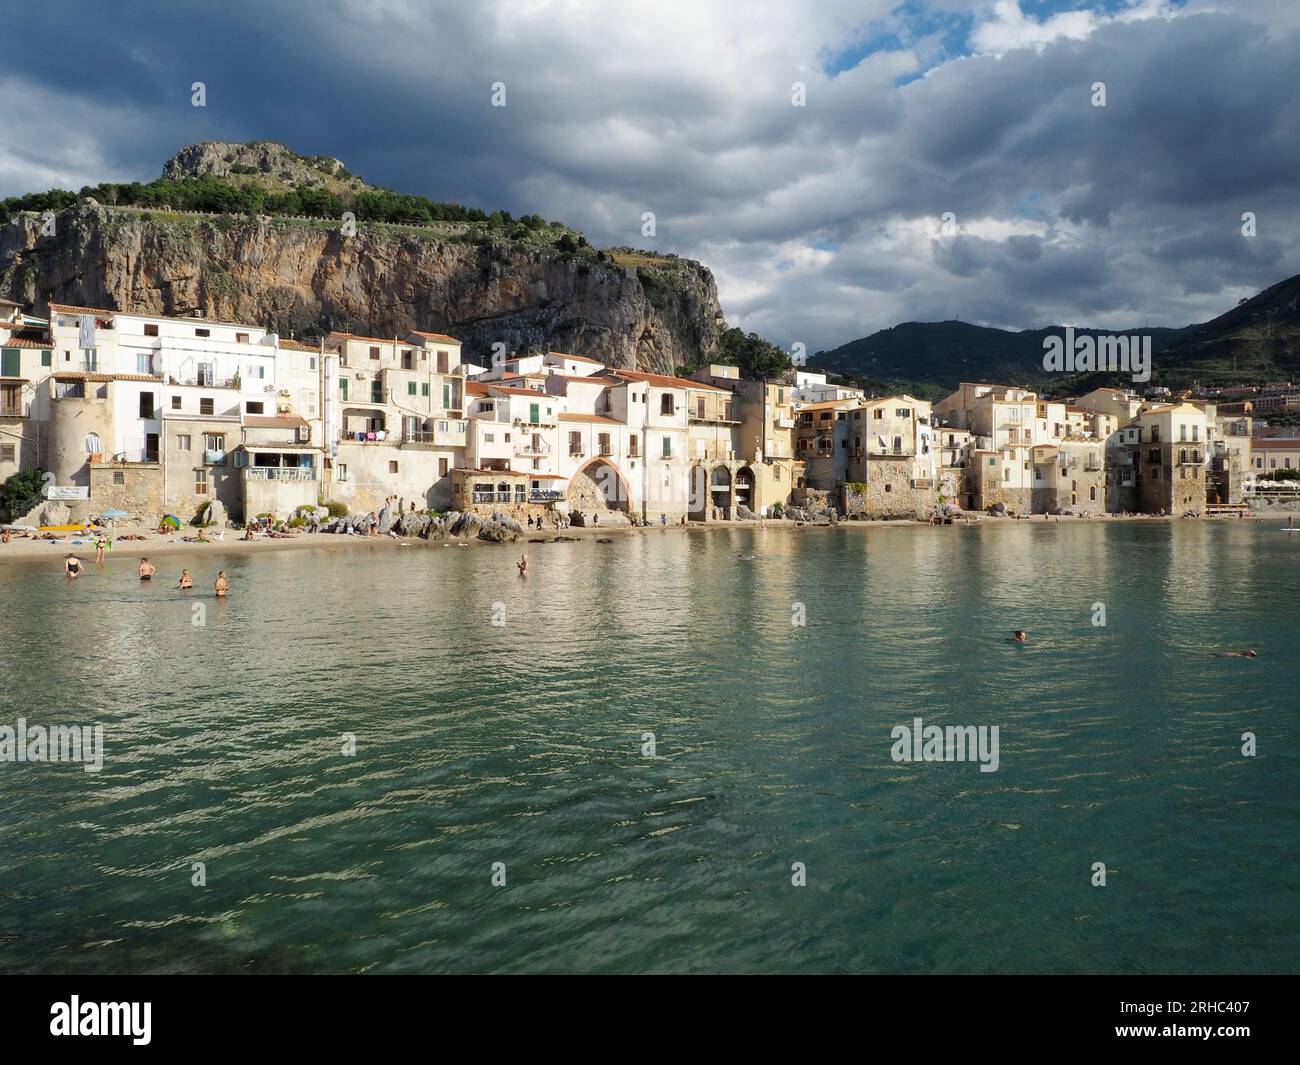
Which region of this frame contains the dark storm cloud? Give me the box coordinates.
[1,1,1298,351]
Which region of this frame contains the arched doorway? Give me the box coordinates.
[568,457,630,518]
[735,466,756,511]
[710,466,732,519]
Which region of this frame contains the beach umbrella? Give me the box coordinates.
[99,508,129,520]
[161,514,182,530]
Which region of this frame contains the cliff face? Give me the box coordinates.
[0,203,724,374]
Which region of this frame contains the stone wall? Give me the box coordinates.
[842,456,937,519]
[88,462,164,519]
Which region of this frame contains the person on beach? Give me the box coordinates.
[178,569,193,590]
[1012,630,1028,643]
[592,513,599,528]
[95,535,108,563]
[214,571,229,597]
[138,558,156,581]
[517,553,528,577]
[64,553,82,578]
[243,524,256,541]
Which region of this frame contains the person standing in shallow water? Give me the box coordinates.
[178,569,193,590]
[64,553,82,578]
[214,571,229,597]
[138,558,156,580]
[517,553,528,577]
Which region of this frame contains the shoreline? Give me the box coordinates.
[0,510,1271,571]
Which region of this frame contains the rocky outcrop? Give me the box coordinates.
[0,202,724,375]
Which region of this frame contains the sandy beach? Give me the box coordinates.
[0,509,1267,572]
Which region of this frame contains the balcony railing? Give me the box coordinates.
[516,441,551,456]
[472,490,517,504]
[339,429,391,443]
[0,402,27,418]
[246,466,318,481]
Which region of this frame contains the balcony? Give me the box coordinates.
[516,440,551,457]
[173,375,239,390]
[339,429,392,443]
[245,466,318,481]
[529,489,565,503]
[0,401,27,418]
[472,490,517,504]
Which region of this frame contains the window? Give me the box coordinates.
[1179,424,1187,441]
[200,398,214,416]
[195,328,210,338]
[0,444,13,462]
[661,436,672,458]
[895,408,910,418]
[402,350,413,370]
[660,394,675,416]
[874,409,883,419]
[41,350,51,367]
[370,346,380,360]
[598,432,612,456]
[178,434,192,451]
[370,381,383,403]
[389,461,398,474]
[139,392,155,418]
[309,357,317,371]
[485,432,495,443]
[246,364,265,380]
[629,434,639,457]
[112,471,124,485]
[339,378,348,401]
[195,467,208,494]
[437,350,449,374]
[697,397,706,419]
[236,333,249,343]
[171,396,182,410]
[84,432,102,453]
[569,431,582,456]
[422,383,431,398]
[1192,425,1200,441]
[204,433,225,458]
[441,383,449,407]
[137,354,152,374]
[337,463,348,482]
[438,458,449,477]
[408,382,418,396]
[144,324,159,337]
[246,401,265,415]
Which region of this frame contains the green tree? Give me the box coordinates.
[0,468,46,520]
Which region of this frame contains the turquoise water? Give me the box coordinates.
[1,522,1297,974]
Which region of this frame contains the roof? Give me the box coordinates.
[1254,438,1300,448]
[558,412,620,424]
[452,467,529,477]
[548,351,604,365]
[113,373,163,382]
[327,331,403,346]
[410,330,460,343]
[797,399,862,411]
[609,369,727,392]
[53,371,114,382]
[487,384,549,397]
[278,338,320,352]
[47,302,117,318]
[527,472,567,479]
[244,415,309,429]
[0,337,52,349]
[549,373,610,385]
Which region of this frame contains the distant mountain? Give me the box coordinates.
[810,320,1185,394]
[813,271,1300,396]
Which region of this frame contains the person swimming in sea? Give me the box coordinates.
[64,553,82,578]
[737,553,756,561]
[517,553,529,576]
[138,557,156,581]
[178,569,193,590]
[1215,649,1257,658]
[214,571,229,597]
[1012,630,1028,643]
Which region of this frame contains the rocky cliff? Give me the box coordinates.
[0,145,725,374]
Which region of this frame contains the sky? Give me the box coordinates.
[1,0,1298,353]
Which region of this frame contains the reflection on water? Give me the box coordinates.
[0,522,1297,973]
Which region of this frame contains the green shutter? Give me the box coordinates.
[1,349,18,377]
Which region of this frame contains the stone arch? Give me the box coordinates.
[735,466,756,510]
[568,456,631,514]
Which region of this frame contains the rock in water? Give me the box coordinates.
[477,522,518,543]
[491,509,523,534]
